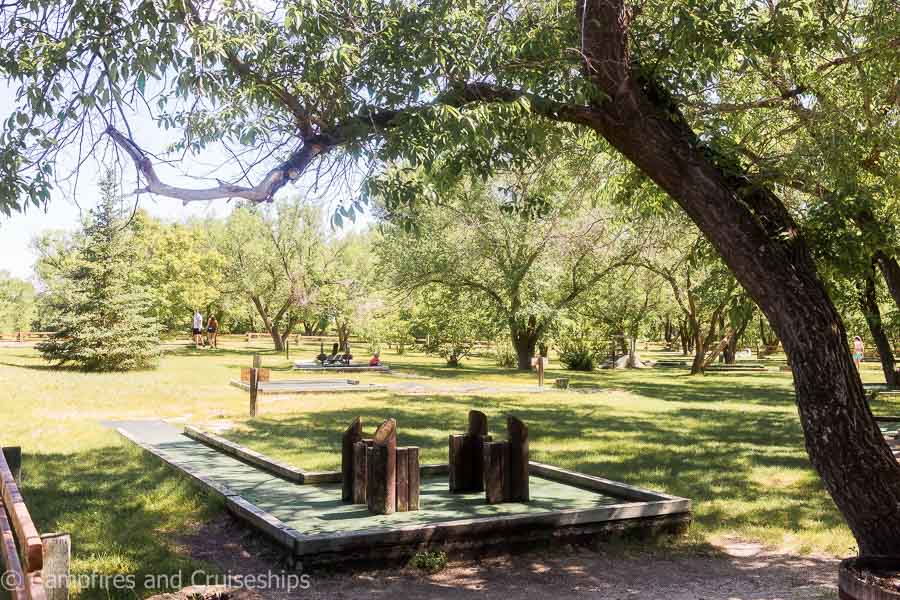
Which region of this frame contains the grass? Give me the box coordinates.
[0,339,895,598]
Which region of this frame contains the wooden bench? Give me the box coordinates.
[0,448,69,600]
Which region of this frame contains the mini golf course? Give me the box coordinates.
[114,419,692,565]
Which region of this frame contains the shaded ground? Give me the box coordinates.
[176,515,839,599]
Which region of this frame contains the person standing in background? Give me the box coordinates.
[852,336,865,370]
[192,309,204,348]
[207,315,219,349]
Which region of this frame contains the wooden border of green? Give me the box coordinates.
[0,497,27,600]
[0,451,42,572]
[183,426,449,484]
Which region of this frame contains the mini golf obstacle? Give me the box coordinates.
[116,416,691,565]
[230,377,387,394]
[293,360,392,373]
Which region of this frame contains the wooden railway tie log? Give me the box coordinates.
[449,410,491,493]
[2,447,21,482]
[341,417,363,502]
[396,447,410,512]
[0,498,26,600]
[484,441,510,504]
[352,440,373,504]
[407,447,420,511]
[507,415,530,502]
[0,450,43,571]
[482,416,530,504]
[41,533,70,600]
[366,419,397,514]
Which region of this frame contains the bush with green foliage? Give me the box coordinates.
[493,340,518,368]
[409,551,448,573]
[37,176,160,371]
[555,320,602,371]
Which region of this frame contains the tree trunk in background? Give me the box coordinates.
[690,329,705,375]
[578,0,900,553]
[511,320,540,371]
[723,340,735,364]
[268,328,284,352]
[678,320,690,356]
[664,316,674,346]
[337,322,351,352]
[859,269,900,388]
[873,253,900,315]
[249,295,286,352]
[724,312,752,365]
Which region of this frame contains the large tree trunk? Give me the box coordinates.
[859,269,900,388]
[510,320,540,371]
[578,0,900,553]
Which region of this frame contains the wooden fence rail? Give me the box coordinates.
[0,332,54,342]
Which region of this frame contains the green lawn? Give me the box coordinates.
[0,340,894,597]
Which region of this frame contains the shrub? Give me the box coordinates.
[493,340,517,368]
[554,319,603,371]
[558,345,597,371]
[409,550,448,573]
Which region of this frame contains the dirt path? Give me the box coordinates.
[175,517,839,600]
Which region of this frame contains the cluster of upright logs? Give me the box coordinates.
[450,411,529,504]
[341,417,420,515]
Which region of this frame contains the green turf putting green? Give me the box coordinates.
[245,476,621,536]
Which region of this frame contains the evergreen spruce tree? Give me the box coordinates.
[38,175,160,370]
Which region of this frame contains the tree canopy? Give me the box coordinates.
[3,0,900,554]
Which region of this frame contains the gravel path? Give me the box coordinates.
[175,517,840,600]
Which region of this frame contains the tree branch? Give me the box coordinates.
[105,82,593,205]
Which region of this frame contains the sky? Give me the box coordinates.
[0,82,371,282]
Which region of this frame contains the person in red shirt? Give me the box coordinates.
[369,352,381,366]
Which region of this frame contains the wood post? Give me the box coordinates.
[253,353,261,369]
[407,447,420,511]
[481,415,530,504]
[285,340,290,361]
[2,447,21,482]
[507,416,529,502]
[448,435,467,492]
[537,356,545,389]
[468,410,488,437]
[484,441,509,504]
[41,533,70,600]
[449,410,490,493]
[396,447,409,512]
[352,440,372,504]
[249,368,258,417]
[366,419,397,514]
[341,417,363,503]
